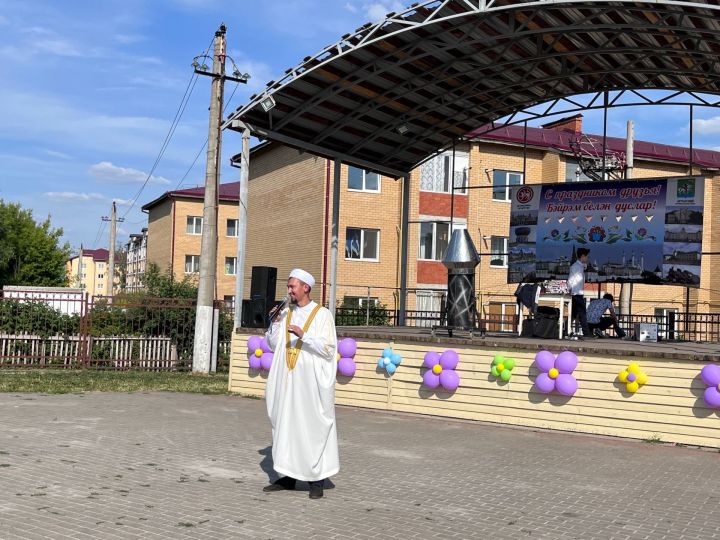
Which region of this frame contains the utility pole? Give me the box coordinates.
[102,201,123,297]
[192,24,248,373]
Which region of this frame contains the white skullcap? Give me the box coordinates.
[289,268,315,288]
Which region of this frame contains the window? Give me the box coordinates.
[97,263,105,269]
[343,296,379,307]
[345,228,380,260]
[185,255,200,273]
[97,283,103,289]
[490,236,508,267]
[224,295,235,309]
[81,263,87,269]
[186,216,203,235]
[492,170,523,201]
[565,159,591,183]
[420,152,468,194]
[97,274,104,279]
[416,290,444,327]
[225,257,237,275]
[488,302,517,332]
[348,166,380,192]
[226,219,238,237]
[654,307,679,339]
[418,222,449,261]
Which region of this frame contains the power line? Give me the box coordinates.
[119,36,216,219]
[121,71,200,218]
[173,81,242,191]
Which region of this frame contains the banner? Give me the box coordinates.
[508,176,704,287]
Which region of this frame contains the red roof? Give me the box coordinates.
[142,182,240,211]
[467,124,720,169]
[70,248,108,262]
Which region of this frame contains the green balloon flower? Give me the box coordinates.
[491,354,515,382]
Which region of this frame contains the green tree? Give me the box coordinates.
[0,200,70,287]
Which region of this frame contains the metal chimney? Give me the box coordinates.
[442,229,480,329]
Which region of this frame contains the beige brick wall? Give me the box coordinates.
[142,140,718,318]
[244,145,327,302]
[146,199,173,273]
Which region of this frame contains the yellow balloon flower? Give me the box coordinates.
[618,363,648,393]
[432,364,443,375]
[548,368,559,379]
[254,348,263,358]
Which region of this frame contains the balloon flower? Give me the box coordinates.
[700,364,720,408]
[491,355,515,382]
[534,350,578,396]
[337,337,357,377]
[618,363,648,393]
[247,335,273,370]
[422,350,460,391]
[378,347,402,375]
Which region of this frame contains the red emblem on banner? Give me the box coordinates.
[516,186,533,204]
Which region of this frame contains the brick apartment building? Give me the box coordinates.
[66,248,111,296]
[141,115,720,322]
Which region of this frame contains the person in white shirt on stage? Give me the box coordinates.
[567,248,591,338]
[262,268,339,500]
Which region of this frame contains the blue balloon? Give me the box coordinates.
[377,358,385,368]
[385,363,397,375]
[382,347,393,358]
[391,353,402,365]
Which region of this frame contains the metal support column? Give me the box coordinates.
[398,172,410,326]
[328,158,341,316]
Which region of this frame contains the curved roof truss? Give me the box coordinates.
[224,0,720,176]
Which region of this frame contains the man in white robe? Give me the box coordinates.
[262,268,339,499]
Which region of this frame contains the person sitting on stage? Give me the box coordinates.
[586,293,627,339]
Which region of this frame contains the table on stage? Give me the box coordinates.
[517,294,573,339]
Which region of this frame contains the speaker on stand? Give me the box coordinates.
[241,266,278,328]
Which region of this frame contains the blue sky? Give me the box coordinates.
[2,0,720,253]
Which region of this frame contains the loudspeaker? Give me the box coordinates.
[241,298,269,328]
[250,266,277,303]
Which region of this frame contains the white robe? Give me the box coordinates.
[265,301,339,481]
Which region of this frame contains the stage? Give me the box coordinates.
[229,327,720,448]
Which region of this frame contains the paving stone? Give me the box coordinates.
[1,392,719,539]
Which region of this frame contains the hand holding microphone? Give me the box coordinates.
[269,295,290,322]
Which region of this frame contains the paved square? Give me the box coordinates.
[1,391,719,539]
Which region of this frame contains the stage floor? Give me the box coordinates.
[336,326,720,361]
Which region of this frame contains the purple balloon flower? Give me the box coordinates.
[422,350,460,391]
[700,364,720,408]
[534,350,579,396]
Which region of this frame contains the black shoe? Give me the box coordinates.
[263,477,296,492]
[593,329,605,338]
[309,486,324,499]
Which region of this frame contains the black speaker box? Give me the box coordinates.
[250,266,277,303]
[241,298,268,328]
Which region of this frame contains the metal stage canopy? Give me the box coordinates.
[224,0,720,176]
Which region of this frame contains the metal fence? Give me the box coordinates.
[0,290,232,370]
[335,304,720,343]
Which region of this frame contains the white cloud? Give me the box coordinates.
[112,197,134,206]
[44,149,73,160]
[693,116,720,135]
[88,161,171,185]
[364,1,406,22]
[345,2,358,13]
[43,191,106,201]
[113,33,146,44]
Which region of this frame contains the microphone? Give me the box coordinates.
[269,295,290,322]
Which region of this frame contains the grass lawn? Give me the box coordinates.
[0,369,230,394]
